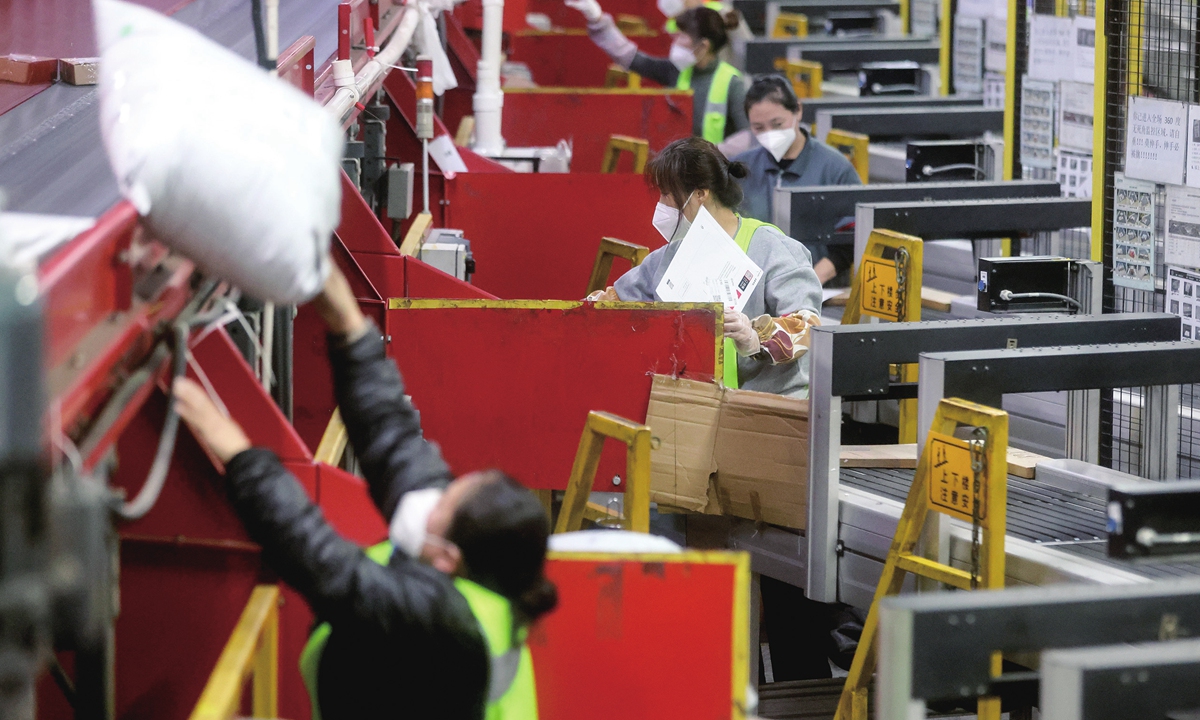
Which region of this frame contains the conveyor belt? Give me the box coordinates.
[841,466,1200,580]
[0,0,337,218]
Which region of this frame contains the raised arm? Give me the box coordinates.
[313,266,454,520]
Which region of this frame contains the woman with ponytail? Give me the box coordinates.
[173,265,556,720]
[588,137,823,398]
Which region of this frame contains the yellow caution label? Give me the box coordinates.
[927,431,987,526]
[860,255,902,322]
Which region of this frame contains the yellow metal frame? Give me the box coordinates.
[398,211,433,256]
[771,12,810,38]
[315,408,348,466]
[615,13,652,34]
[774,58,824,99]
[939,0,954,95]
[1001,0,1018,183]
[555,411,652,533]
[604,64,643,89]
[546,549,750,719]
[600,135,651,174]
[1091,0,1113,261]
[386,298,726,381]
[455,116,475,147]
[587,237,650,294]
[844,229,923,442]
[900,0,910,33]
[834,398,1009,720]
[826,129,869,182]
[190,585,280,720]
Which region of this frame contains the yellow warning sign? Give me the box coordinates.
[860,255,902,322]
[927,431,987,525]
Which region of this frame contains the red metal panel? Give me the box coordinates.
[191,329,312,463]
[531,556,737,720]
[385,303,719,490]
[453,0,530,33]
[403,256,497,300]
[524,0,666,29]
[443,172,663,300]
[502,90,693,173]
[115,541,264,720]
[278,34,316,95]
[508,32,672,87]
[38,202,137,370]
[317,463,390,546]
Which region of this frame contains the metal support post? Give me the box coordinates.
[807,331,842,602]
[1142,384,1181,481]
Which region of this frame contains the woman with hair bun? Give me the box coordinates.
[590,137,822,398]
[563,3,748,142]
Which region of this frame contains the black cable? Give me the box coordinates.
[250,0,277,72]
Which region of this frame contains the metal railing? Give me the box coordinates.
[189,585,280,720]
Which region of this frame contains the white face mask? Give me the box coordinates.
[668,42,697,71]
[657,0,685,17]
[755,126,798,162]
[652,192,696,242]
[389,487,445,558]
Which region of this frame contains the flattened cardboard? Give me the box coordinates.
[645,375,720,513]
[646,375,810,529]
[713,387,808,528]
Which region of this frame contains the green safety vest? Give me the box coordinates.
[723,217,779,389]
[664,1,725,33]
[299,542,538,720]
[675,61,741,144]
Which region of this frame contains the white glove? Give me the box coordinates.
[566,0,604,23]
[724,311,760,356]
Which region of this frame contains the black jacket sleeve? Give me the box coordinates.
[224,448,456,630]
[328,325,454,520]
[630,52,681,88]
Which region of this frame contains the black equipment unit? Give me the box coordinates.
[977,256,1074,313]
[1108,480,1200,561]
[857,60,922,95]
[825,11,879,35]
[905,140,992,182]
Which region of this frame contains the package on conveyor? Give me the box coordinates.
[92,0,343,304]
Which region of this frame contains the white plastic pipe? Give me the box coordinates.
[472,0,505,154]
[326,7,422,124]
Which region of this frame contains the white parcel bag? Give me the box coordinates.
[93,0,344,303]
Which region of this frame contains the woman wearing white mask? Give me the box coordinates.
[734,75,862,284]
[590,137,822,398]
[563,3,748,143]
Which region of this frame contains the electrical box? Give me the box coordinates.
[387,163,415,221]
[418,229,475,282]
[977,256,1073,313]
[905,140,997,182]
[857,61,925,96]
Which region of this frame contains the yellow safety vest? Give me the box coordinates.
[723,217,779,389]
[675,61,741,144]
[299,542,538,720]
[664,1,725,32]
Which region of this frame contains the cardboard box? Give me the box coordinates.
[0,54,58,84]
[645,375,809,529]
[59,58,100,86]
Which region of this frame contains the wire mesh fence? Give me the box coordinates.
[1100,0,1200,476]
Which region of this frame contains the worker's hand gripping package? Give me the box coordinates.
[751,310,820,365]
[93,0,344,304]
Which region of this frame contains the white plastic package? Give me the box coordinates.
[93,0,344,304]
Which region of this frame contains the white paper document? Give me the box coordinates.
[1185,104,1200,188]
[1113,173,1156,290]
[1166,265,1200,340]
[1166,184,1200,271]
[1028,14,1074,82]
[1125,95,1187,185]
[1058,81,1094,153]
[428,134,469,177]
[1072,16,1096,83]
[656,206,764,313]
